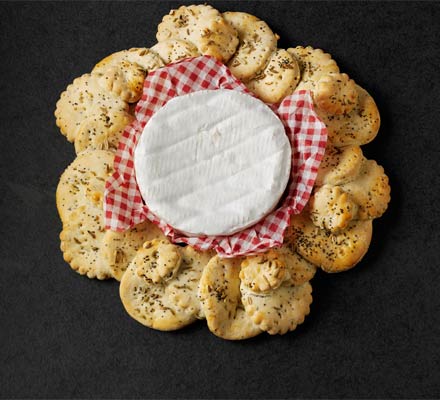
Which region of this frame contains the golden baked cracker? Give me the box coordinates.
[97,62,145,103]
[93,48,165,103]
[315,145,365,186]
[314,72,358,115]
[340,159,391,220]
[55,73,128,143]
[309,185,359,232]
[276,245,317,286]
[119,240,214,331]
[198,256,262,340]
[60,205,111,280]
[74,109,134,154]
[240,281,313,335]
[317,85,381,146]
[245,48,300,103]
[93,48,164,75]
[287,46,339,91]
[156,5,238,63]
[151,39,200,64]
[56,150,114,223]
[289,211,373,273]
[240,250,288,293]
[223,11,277,81]
[98,221,165,281]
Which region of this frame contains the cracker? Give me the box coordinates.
[156,5,239,63]
[240,250,288,293]
[317,85,381,146]
[198,256,262,340]
[60,205,111,280]
[56,150,114,223]
[93,48,165,103]
[98,221,165,281]
[223,11,277,81]
[314,72,358,115]
[74,109,134,154]
[97,62,146,103]
[119,240,214,330]
[340,159,391,220]
[289,211,373,273]
[245,48,300,103]
[287,46,339,91]
[55,73,128,142]
[309,185,359,232]
[151,39,200,64]
[240,281,313,335]
[315,145,365,186]
[93,48,164,75]
[276,245,317,286]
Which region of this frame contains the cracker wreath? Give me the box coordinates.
[55,4,390,340]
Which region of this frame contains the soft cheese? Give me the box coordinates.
[134,89,291,236]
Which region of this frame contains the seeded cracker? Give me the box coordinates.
[56,150,114,223]
[315,145,365,186]
[240,250,289,293]
[309,185,359,233]
[151,39,200,64]
[314,72,358,115]
[74,110,134,154]
[156,5,239,63]
[60,205,111,279]
[223,11,277,82]
[340,159,391,220]
[120,240,214,330]
[287,46,340,91]
[99,222,165,281]
[93,48,164,103]
[289,211,373,273]
[198,256,262,340]
[276,245,317,287]
[55,74,128,143]
[317,85,381,146]
[240,280,313,335]
[245,48,300,104]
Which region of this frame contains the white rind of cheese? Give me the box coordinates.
[134,89,291,236]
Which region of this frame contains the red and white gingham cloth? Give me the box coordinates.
[104,56,327,257]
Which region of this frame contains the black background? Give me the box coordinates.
[1,1,440,398]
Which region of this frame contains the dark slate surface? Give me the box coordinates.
[1,1,439,398]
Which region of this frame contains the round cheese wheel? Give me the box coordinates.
[134,89,291,236]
